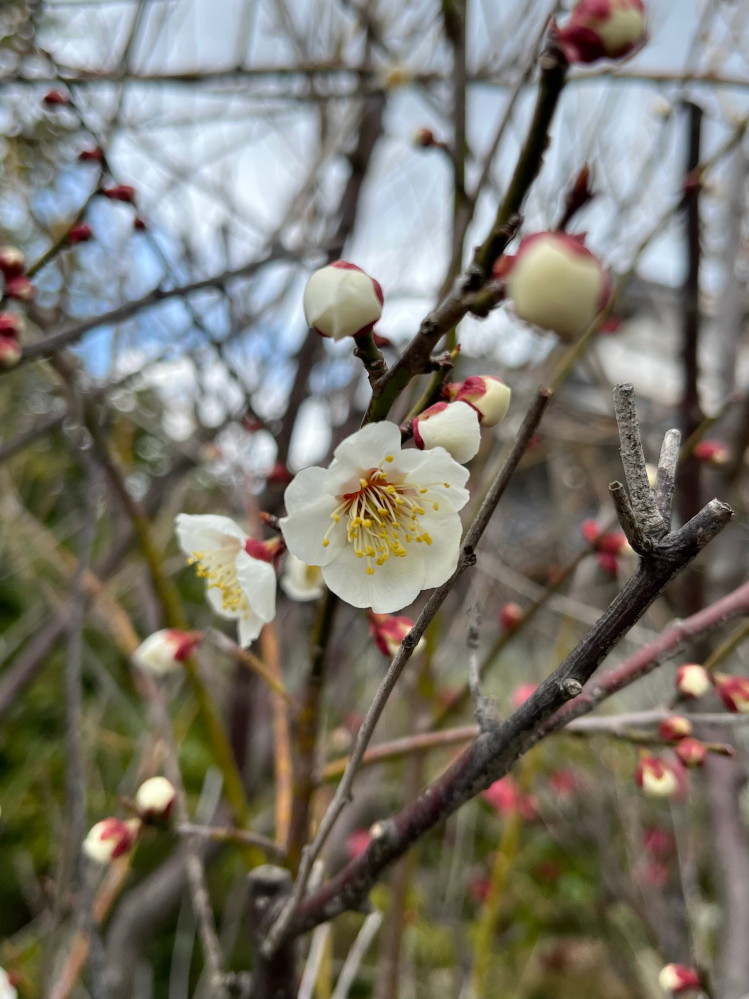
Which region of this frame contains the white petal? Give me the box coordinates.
[235,550,277,623]
[237,606,267,647]
[280,500,346,567]
[328,421,400,479]
[417,511,463,589]
[282,466,329,514]
[205,583,240,621]
[280,554,325,602]
[391,447,470,511]
[416,402,480,464]
[322,542,425,613]
[175,513,247,556]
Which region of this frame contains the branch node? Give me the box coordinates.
[561,678,583,698]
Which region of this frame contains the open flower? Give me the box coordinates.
[133,629,202,675]
[450,375,512,427]
[83,818,140,863]
[675,663,710,699]
[280,553,325,602]
[658,964,701,995]
[280,422,469,613]
[175,514,277,646]
[412,401,480,464]
[135,777,176,821]
[369,612,425,658]
[303,261,383,341]
[559,0,647,65]
[635,754,677,798]
[713,672,749,714]
[500,232,609,341]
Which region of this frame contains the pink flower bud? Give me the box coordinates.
[78,148,104,163]
[0,313,24,338]
[658,964,701,995]
[640,860,669,888]
[412,401,481,463]
[597,551,619,575]
[135,776,176,821]
[511,683,538,708]
[83,817,140,863]
[598,531,627,555]
[580,519,601,545]
[675,737,706,768]
[303,261,383,341]
[635,754,677,798]
[134,217,147,231]
[501,232,609,340]
[658,715,692,742]
[43,90,70,106]
[482,776,537,820]
[413,127,437,147]
[559,0,647,65]
[693,440,730,466]
[713,672,749,714]
[101,185,136,204]
[0,247,25,278]
[675,663,711,699]
[643,826,674,857]
[498,602,523,631]
[4,276,34,301]
[345,828,372,860]
[550,770,577,800]
[453,375,511,427]
[368,612,425,658]
[133,629,202,675]
[469,876,491,902]
[0,334,21,369]
[67,224,93,245]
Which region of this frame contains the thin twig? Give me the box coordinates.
[208,629,291,702]
[330,911,383,999]
[176,824,286,860]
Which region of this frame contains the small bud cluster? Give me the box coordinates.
[658,963,701,995]
[580,519,629,575]
[413,376,512,464]
[0,249,33,368]
[658,715,692,743]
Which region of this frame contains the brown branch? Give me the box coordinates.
[177,824,285,860]
[0,411,66,465]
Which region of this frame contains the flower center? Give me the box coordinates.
[323,455,449,576]
[188,537,248,614]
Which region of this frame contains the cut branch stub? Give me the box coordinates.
[612,383,668,544]
[248,866,297,999]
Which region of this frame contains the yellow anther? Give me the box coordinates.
[332,513,340,522]
[433,502,439,511]
[356,550,363,558]
[405,534,413,542]
[419,488,428,494]
[386,485,396,494]
[360,478,369,488]
[386,455,394,462]
[322,539,330,547]
[417,507,425,515]
[424,534,432,545]
[366,566,375,575]
[444,482,450,488]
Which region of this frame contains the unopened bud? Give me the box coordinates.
[134,217,147,231]
[369,612,425,658]
[658,964,701,995]
[0,247,25,278]
[101,185,136,204]
[280,553,324,602]
[267,462,292,486]
[43,90,70,106]
[412,401,480,464]
[675,737,706,768]
[0,314,24,338]
[0,334,21,369]
[511,682,538,708]
[135,776,176,821]
[68,224,93,245]
[675,663,710,699]
[597,551,619,575]
[658,715,692,742]
[303,261,383,341]
[83,817,140,864]
[598,531,628,555]
[500,232,609,341]
[452,376,511,427]
[78,147,104,163]
[413,127,437,148]
[693,440,730,466]
[713,672,749,714]
[499,602,523,631]
[559,0,647,65]
[133,629,202,675]
[4,276,34,301]
[0,967,18,999]
[635,754,677,798]
[580,519,601,545]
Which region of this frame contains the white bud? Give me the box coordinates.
[133,629,199,675]
[303,261,383,341]
[675,663,711,699]
[412,401,480,464]
[504,232,608,341]
[453,376,511,427]
[280,553,325,602]
[83,818,139,864]
[135,776,176,821]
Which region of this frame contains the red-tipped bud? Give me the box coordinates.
[0,247,25,278]
[135,776,176,822]
[412,401,480,464]
[581,519,601,545]
[78,147,104,163]
[675,663,711,699]
[658,964,701,995]
[133,629,203,675]
[303,261,383,341]
[83,817,140,863]
[453,375,511,427]
[469,876,491,902]
[635,754,677,798]
[693,440,730,466]
[550,770,577,800]
[413,127,438,147]
[675,737,706,768]
[245,536,284,568]
[559,0,647,65]
[500,231,609,341]
[498,601,523,631]
[482,776,537,820]
[597,551,619,575]
[345,828,372,860]
[0,313,24,338]
[658,715,692,742]
[43,90,70,106]
[134,217,147,231]
[642,826,674,858]
[713,672,749,714]
[4,276,34,301]
[0,968,18,999]
[0,334,21,369]
[67,224,93,245]
[598,531,628,555]
[511,683,538,708]
[368,612,425,658]
[101,185,136,204]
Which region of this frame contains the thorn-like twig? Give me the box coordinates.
[609,480,650,554]
[613,383,668,541]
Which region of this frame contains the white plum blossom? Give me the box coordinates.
[175,514,277,647]
[303,261,383,341]
[412,401,480,464]
[280,553,325,602]
[279,422,469,613]
[133,629,201,675]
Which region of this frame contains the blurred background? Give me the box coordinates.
[2,0,749,996]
